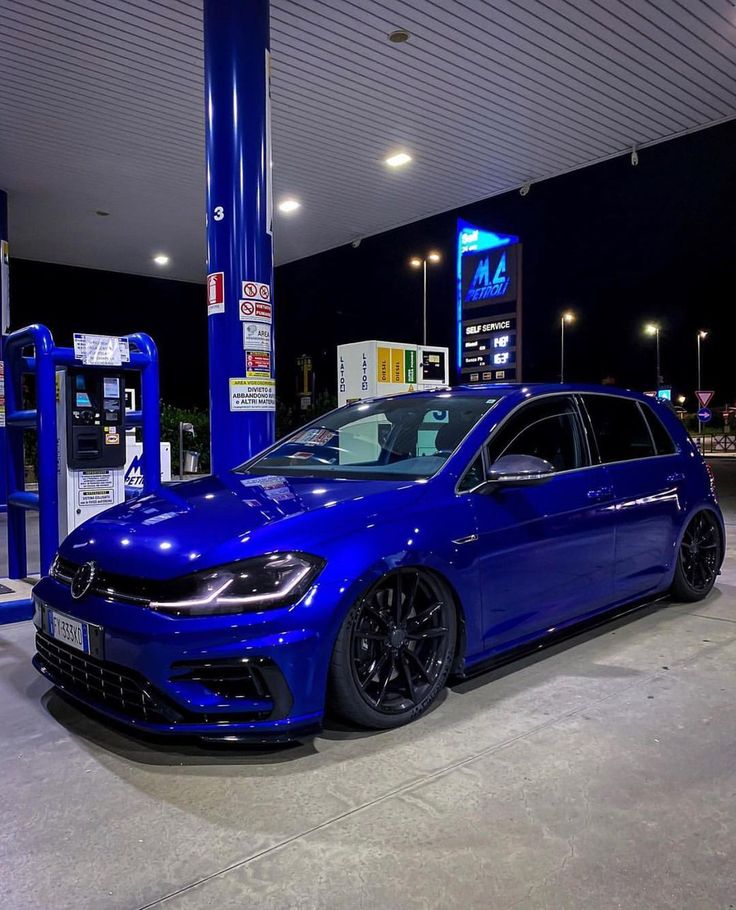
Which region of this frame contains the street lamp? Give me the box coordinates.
[409,251,441,345]
[644,323,661,389]
[560,311,575,383]
[697,330,708,435]
[697,330,707,390]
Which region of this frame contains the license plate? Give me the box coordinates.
[47,610,92,654]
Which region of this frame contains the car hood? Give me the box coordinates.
[59,472,428,579]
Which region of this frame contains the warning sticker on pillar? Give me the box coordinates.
[239,300,272,323]
[246,351,271,378]
[229,378,276,412]
[241,280,271,302]
[207,271,225,315]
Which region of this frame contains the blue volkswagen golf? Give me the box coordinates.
[32,384,724,740]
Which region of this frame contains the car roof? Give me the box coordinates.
[372,382,657,403]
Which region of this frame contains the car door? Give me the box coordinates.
[465,394,617,652]
[580,394,683,604]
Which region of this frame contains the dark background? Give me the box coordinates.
[9,118,736,410]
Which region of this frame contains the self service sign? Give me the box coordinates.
[457,219,521,384]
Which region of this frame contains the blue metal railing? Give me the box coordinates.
[4,324,161,582]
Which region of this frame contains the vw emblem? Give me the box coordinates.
[71,561,97,600]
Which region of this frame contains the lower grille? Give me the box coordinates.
[35,632,182,724]
[35,633,291,726]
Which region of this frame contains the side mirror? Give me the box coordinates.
[476,454,555,492]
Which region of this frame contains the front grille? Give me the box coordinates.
[35,632,183,724]
[52,556,171,605]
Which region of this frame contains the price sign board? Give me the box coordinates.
[457,220,522,384]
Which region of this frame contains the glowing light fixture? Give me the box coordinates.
[153,254,170,266]
[278,198,301,213]
[385,152,412,168]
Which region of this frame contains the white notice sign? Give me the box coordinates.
[74,334,131,366]
[78,469,113,490]
[243,321,271,352]
[229,378,275,412]
[79,489,114,507]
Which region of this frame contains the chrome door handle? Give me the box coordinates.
[587,485,614,502]
[666,472,685,484]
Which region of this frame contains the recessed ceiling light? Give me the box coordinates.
[385,152,412,168]
[388,29,411,43]
[153,254,170,266]
[278,198,301,213]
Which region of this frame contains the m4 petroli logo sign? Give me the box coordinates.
[461,245,518,308]
[466,253,510,301]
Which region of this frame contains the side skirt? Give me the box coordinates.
[454,593,670,681]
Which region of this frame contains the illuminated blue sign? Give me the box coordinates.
[456,219,521,380]
[466,252,510,301]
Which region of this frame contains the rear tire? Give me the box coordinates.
[329,568,457,730]
[670,510,722,603]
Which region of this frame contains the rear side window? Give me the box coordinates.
[583,395,655,463]
[641,403,677,455]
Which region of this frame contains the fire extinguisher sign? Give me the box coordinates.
[207,272,225,315]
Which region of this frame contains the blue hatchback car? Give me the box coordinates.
[32,384,724,740]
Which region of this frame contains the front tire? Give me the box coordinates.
[670,510,722,602]
[328,568,457,730]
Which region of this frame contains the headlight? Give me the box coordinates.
[149,553,324,616]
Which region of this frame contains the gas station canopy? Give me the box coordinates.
[1,0,734,282]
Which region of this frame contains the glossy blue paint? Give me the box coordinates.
[32,383,723,740]
[204,0,275,474]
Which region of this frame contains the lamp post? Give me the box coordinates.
[409,251,441,345]
[644,323,661,389]
[560,311,575,383]
[697,330,707,436]
[697,330,707,391]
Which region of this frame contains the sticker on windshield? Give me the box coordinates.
[291,427,336,446]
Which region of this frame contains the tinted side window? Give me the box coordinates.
[641,403,676,455]
[583,395,655,463]
[487,396,586,471]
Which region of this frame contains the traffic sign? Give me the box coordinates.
[697,407,712,423]
[696,390,714,408]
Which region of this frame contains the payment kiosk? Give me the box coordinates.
[57,368,127,537]
[0,325,161,622]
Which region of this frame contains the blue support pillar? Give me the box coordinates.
[0,189,9,512]
[204,0,275,475]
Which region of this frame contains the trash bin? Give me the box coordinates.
[183,450,200,474]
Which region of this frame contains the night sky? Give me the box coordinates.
[10,118,736,411]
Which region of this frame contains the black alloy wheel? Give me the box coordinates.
[329,568,457,729]
[671,510,722,602]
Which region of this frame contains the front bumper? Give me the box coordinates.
[31,575,333,741]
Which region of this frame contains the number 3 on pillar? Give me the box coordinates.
[213,206,225,222]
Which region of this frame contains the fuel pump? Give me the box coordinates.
[56,367,127,537]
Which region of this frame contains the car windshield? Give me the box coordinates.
[239,394,499,480]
